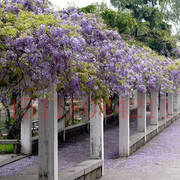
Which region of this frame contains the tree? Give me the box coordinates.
[110,0,177,56]
[101,9,137,35]
[78,4,97,14]
[110,0,168,11]
[162,0,180,37]
[94,1,109,12]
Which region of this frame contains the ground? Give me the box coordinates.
[0,116,180,179]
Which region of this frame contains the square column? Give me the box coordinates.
[58,94,65,141]
[137,90,146,140]
[173,93,178,113]
[90,99,104,160]
[81,95,90,131]
[38,84,58,180]
[160,94,166,120]
[150,91,158,127]
[119,95,130,157]
[90,98,104,175]
[178,93,180,113]
[133,90,138,107]
[168,93,173,116]
[21,93,32,155]
[81,95,89,123]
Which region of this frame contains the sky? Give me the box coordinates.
[50,0,111,9]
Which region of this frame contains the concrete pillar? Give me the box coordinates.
[168,93,173,116]
[134,90,138,107]
[21,93,32,155]
[150,91,158,127]
[119,95,130,157]
[58,94,65,141]
[90,99,104,160]
[137,90,146,139]
[81,95,89,123]
[178,93,180,112]
[81,95,90,131]
[160,94,166,120]
[38,84,58,180]
[173,93,178,113]
[103,102,107,126]
[114,94,119,109]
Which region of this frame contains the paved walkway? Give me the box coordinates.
[102,118,180,180]
[0,154,14,162]
[0,117,180,179]
[0,154,26,168]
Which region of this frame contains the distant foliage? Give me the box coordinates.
[108,0,177,56]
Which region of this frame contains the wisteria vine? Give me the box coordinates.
[0,0,179,107]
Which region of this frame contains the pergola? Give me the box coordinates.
[20,84,180,179]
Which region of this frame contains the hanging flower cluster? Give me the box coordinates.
[57,7,180,96]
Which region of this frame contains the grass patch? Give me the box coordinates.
[0,144,14,154]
